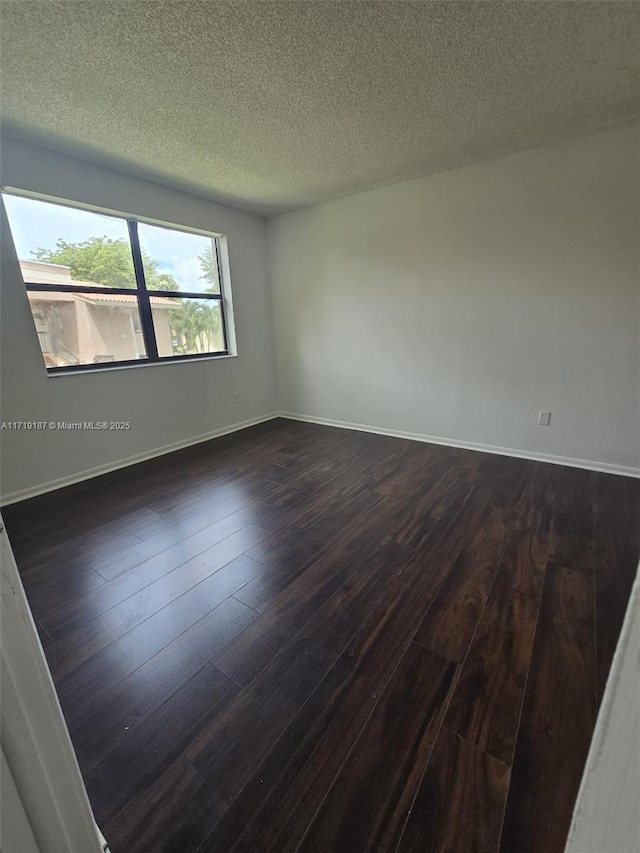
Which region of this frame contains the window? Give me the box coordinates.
[2,192,231,372]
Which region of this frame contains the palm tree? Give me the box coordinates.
[170,301,197,353]
[171,300,223,354]
[198,244,220,293]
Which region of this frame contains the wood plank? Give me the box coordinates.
[20,565,106,618]
[545,465,593,575]
[55,589,257,722]
[101,758,225,853]
[66,594,257,770]
[242,478,385,582]
[474,454,532,509]
[91,506,260,582]
[385,465,477,551]
[46,552,265,678]
[501,463,553,599]
[116,507,165,540]
[373,443,452,496]
[239,458,396,544]
[499,566,596,853]
[197,585,442,852]
[214,507,396,686]
[188,631,335,806]
[629,477,640,553]
[219,566,342,687]
[84,663,238,826]
[143,484,252,522]
[18,528,142,578]
[593,472,640,702]
[443,561,541,766]
[413,504,508,662]
[41,532,264,642]
[397,727,510,853]
[296,642,457,853]
[188,555,408,805]
[12,516,144,572]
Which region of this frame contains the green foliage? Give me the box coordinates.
[171,300,222,354]
[33,237,180,291]
[152,273,181,292]
[198,244,220,293]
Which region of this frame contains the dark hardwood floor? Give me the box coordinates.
[3,418,639,853]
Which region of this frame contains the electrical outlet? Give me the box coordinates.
[233,391,240,403]
[538,411,551,426]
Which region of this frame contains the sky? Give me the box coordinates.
[3,193,216,293]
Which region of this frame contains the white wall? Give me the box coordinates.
[1,747,41,853]
[1,519,105,852]
[565,563,640,853]
[0,139,277,501]
[269,123,640,474]
[2,124,638,499]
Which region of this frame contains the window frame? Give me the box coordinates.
[2,190,232,374]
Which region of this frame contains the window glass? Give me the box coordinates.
[3,195,137,288]
[137,223,220,294]
[27,291,147,367]
[154,298,224,357]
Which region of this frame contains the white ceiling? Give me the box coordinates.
[1,1,638,216]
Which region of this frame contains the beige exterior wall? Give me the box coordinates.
[152,306,174,358]
[27,292,174,366]
[21,260,176,366]
[82,303,138,362]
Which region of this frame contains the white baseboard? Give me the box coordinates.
[279,412,640,479]
[0,412,280,506]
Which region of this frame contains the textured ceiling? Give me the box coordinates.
[1,1,639,216]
